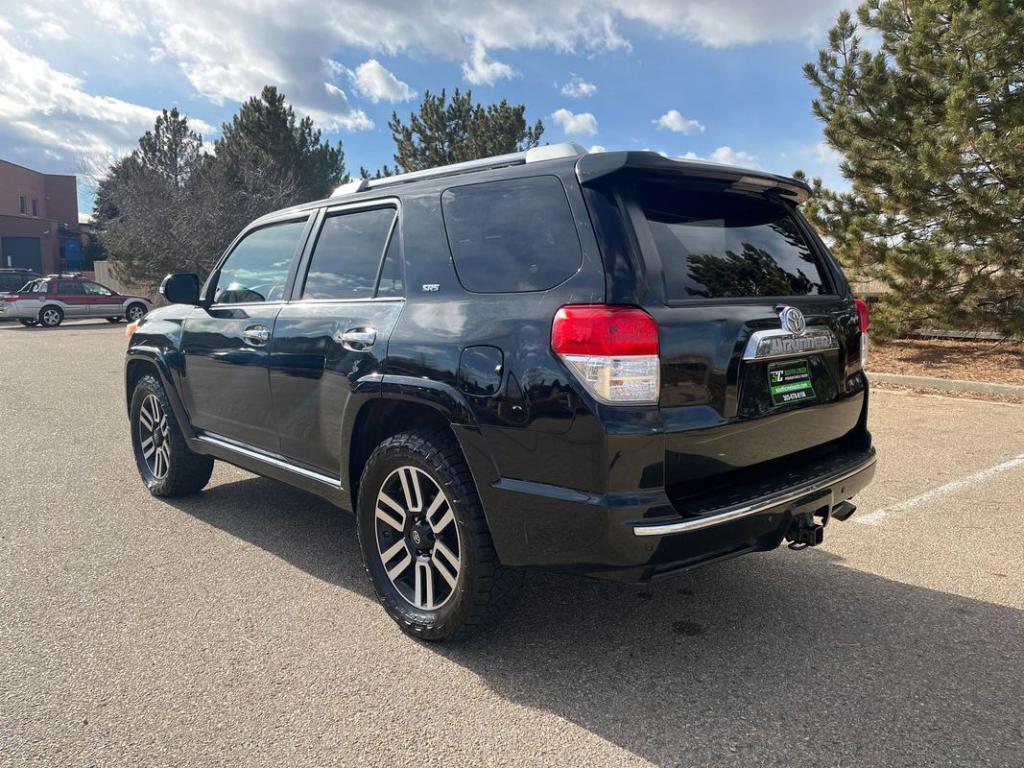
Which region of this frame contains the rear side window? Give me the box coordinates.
[214,219,307,304]
[302,207,396,300]
[58,281,84,295]
[442,176,582,293]
[639,182,829,300]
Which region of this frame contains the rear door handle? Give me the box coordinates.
[337,327,376,351]
[242,324,271,346]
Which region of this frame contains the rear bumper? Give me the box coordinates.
[482,444,876,582]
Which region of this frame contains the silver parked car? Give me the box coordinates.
[0,274,152,327]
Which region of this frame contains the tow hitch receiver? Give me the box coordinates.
[785,495,835,550]
[786,512,824,549]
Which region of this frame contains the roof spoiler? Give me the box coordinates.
[575,151,812,204]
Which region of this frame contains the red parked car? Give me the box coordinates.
[0,274,152,327]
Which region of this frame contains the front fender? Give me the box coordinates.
[126,318,194,441]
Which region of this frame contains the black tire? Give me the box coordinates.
[126,303,147,322]
[107,316,122,323]
[17,318,37,327]
[357,429,523,641]
[38,306,63,327]
[130,374,214,497]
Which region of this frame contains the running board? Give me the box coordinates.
[195,434,342,490]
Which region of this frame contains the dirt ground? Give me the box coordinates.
[869,338,1024,385]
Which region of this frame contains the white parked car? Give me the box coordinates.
[0,275,152,327]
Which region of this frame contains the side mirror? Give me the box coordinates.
[159,273,201,305]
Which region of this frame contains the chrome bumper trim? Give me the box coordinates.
[632,451,876,537]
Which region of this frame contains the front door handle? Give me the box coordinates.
[242,324,271,346]
[337,327,376,351]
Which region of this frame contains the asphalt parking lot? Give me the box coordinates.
[1,319,1022,768]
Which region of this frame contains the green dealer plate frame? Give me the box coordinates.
[768,359,817,407]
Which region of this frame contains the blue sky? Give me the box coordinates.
[0,1,853,214]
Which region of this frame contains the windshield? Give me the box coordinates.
[639,181,830,300]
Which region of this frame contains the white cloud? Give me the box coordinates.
[0,33,211,175]
[551,108,598,136]
[81,0,146,36]
[320,83,374,130]
[347,59,416,103]
[815,141,843,165]
[0,0,854,178]
[34,20,71,41]
[614,0,851,47]
[462,40,516,85]
[589,144,607,153]
[654,109,705,134]
[708,146,759,167]
[561,75,597,98]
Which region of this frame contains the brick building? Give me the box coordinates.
[0,159,83,275]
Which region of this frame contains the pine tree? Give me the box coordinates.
[803,1,1024,338]
[95,89,348,286]
[94,109,209,286]
[384,89,544,173]
[211,85,347,204]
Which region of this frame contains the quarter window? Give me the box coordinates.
[442,176,582,293]
[214,219,307,304]
[302,207,396,300]
[375,230,404,298]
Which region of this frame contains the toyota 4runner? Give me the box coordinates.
[124,144,876,640]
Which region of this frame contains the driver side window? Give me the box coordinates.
[214,218,307,305]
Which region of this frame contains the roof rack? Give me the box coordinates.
[332,142,588,197]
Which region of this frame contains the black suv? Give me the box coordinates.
[125,145,876,640]
[0,268,40,294]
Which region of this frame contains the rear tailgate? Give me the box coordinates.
[579,154,868,506]
[651,297,866,504]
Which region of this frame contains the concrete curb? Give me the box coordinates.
[868,372,1024,398]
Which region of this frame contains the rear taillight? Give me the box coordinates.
[855,298,870,333]
[551,305,660,404]
[3,296,18,302]
[855,298,870,367]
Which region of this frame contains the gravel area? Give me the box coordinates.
[869,338,1024,385]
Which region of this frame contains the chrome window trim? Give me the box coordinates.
[742,326,839,361]
[195,433,342,489]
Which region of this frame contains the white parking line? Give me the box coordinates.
[856,453,1024,526]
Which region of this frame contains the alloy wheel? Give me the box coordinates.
[374,466,462,610]
[41,309,61,326]
[138,394,171,480]
[127,305,146,322]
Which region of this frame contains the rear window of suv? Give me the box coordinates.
[442,176,582,293]
[639,181,829,300]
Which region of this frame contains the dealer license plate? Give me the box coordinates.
[768,359,817,407]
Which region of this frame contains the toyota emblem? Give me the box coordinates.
[778,306,807,336]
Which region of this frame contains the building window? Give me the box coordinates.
[19,196,26,214]
[31,199,38,217]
